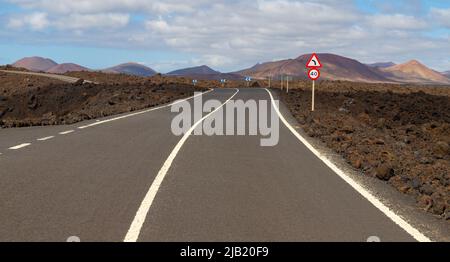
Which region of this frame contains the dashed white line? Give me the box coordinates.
[264,88,431,242]
[78,89,213,129]
[59,130,74,135]
[9,143,31,150]
[37,136,55,141]
[124,88,239,242]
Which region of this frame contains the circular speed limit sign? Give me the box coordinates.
[308,69,320,81]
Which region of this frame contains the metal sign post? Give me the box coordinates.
[286,76,289,93]
[305,53,322,112]
[245,76,252,87]
[280,75,283,90]
[312,80,315,111]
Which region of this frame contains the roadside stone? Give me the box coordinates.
[27,94,38,109]
[376,118,386,129]
[374,138,385,145]
[357,112,370,123]
[0,109,6,118]
[351,158,362,169]
[417,195,433,210]
[419,157,434,165]
[73,79,84,86]
[411,177,421,190]
[432,141,449,159]
[338,107,349,113]
[419,183,434,196]
[375,164,395,181]
[430,193,445,215]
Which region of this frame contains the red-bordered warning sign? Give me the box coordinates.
[306,53,322,68]
[308,68,320,80]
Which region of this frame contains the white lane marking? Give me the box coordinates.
[59,130,74,135]
[78,89,213,129]
[37,136,55,141]
[264,88,431,242]
[124,88,239,242]
[9,143,31,150]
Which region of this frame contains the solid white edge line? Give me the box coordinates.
[9,143,31,150]
[37,136,55,141]
[78,89,214,129]
[59,130,74,135]
[264,88,431,242]
[124,88,239,242]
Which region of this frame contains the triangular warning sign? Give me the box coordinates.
[306,53,322,68]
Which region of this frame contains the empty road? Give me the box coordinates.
[0,70,94,83]
[0,88,431,242]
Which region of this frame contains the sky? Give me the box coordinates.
[0,0,449,73]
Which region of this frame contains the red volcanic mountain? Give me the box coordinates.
[12,57,89,73]
[443,71,450,78]
[367,62,396,68]
[46,63,90,74]
[12,56,58,72]
[236,53,389,83]
[167,65,220,76]
[381,60,450,84]
[167,65,242,80]
[102,62,157,77]
[236,53,450,84]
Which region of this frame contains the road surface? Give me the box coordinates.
[0,88,430,242]
[0,70,94,83]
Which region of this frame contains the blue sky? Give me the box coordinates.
[1,0,449,72]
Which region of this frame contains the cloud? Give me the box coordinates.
[367,14,428,30]
[55,13,130,30]
[8,0,208,14]
[7,12,129,31]
[430,8,450,28]
[143,1,363,62]
[8,12,49,30]
[2,0,450,71]
[193,54,234,67]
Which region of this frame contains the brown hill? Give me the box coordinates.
[236,53,389,83]
[442,71,450,78]
[47,63,90,74]
[12,56,58,72]
[167,65,220,76]
[167,65,242,80]
[103,62,157,77]
[381,60,450,84]
[368,62,396,68]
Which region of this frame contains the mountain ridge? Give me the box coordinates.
[8,55,450,84]
[12,56,58,72]
[102,62,157,77]
[167,65,220,76]
[381,60,450,84]
[46,63,90,74]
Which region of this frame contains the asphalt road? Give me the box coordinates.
[0,88,426,242]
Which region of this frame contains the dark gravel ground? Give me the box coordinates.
[0,80,205,127]
[280,86,450,220]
